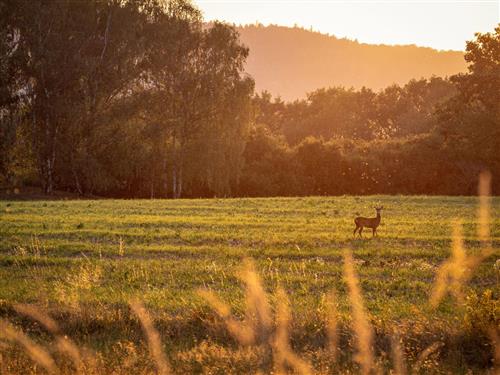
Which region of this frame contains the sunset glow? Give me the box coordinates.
[1,1,499,373]
[196,0,499,51]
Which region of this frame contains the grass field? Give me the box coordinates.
[0,195,498,374]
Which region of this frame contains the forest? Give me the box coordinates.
[0,0,499,198]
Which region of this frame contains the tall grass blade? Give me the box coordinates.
[343,249,375,375]
[430,220,466,306]
[198,289,256,345]
[412,342,443,374]
[199,258,272,346]
[240,258,272,342]
[431,173,494,307]
[391,332,407,375]
[325,290,339,362]
[130,300,171,375]
[0,319,59,374]
[478,170,492,246]
[272,286,313,375]
[14,304,84,371]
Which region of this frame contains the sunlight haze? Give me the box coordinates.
[196,0,499,51]
[1,2,500,373]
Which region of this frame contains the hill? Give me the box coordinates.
[237,25,467,100]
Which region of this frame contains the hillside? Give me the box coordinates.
[237,25,467,100]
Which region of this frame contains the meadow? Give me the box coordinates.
[0,194,498,374]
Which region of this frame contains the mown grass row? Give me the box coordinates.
[0,179,498,373]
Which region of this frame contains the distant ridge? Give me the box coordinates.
[237,25,467,100]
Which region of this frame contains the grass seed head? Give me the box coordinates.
[325,290,339,361]
[0,319,60,374]
[272,286,313,375]
[130,300,171,375]
[343,249,375,375]
[14,304,84,371]
[478,170,492,245]
[198,289,256,346]
[390,331,407,375]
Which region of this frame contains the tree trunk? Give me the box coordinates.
[72,165,83,196]
[43,124,57,195]
[45,157,53,194]
[171,130,181,199]
[150,170,155,199]
[172,163,184,199]
[163,156,169,199]
[177,164,183,198]
[172,165,177,198]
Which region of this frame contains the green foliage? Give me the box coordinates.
[0,0,253,198]
[434,26,500,187]
[255,78,456,145]
[0,4,498,198]
[239,126,297,196]
[463,289,499,336]
[246,26,499,197]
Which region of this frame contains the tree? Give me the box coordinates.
[147,20,253,198]
[253,91,286,135]
[462,25,500,113]
[436,25,500,193]
[5,0,156,193]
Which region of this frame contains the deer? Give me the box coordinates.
[353,206,383,238]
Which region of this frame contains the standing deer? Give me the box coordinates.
[353,207,383,237]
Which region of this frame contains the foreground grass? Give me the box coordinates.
[0,195,498,373]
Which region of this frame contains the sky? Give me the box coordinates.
[195,0,499,51]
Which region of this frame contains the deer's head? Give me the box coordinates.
[375,206,383,214]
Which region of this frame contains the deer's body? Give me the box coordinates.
[353,207,383,237]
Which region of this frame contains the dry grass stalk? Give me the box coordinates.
[430,221,467,306]
[325,290,339,362]
[14,304,59,333]
[200,260,311,373]
[0,318,59,374]
[198,258,271,346]
[14,304,83,371]
[130,300,171,375]
[118,236,125,257]
[478,170,492,246]
[431,173,494,307]
[54,262,102,310]
[390,332,407,375]
[475,171,494,270]
[198,289,256,345]
[30,234,44,257]
[411,342,443,374]
[343,249,375,375]
[240,259,273,341]
[272,286,313,375]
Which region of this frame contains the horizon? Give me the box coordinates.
[196,0,499,51]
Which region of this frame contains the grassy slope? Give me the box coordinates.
[0,196,498,373]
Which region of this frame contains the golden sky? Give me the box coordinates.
[195,0,499,51]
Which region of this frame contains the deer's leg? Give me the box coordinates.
[353,226,359,236]
[359,227,363,237]
[372,228,376,237]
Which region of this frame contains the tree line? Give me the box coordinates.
[0,1,498,197]
[0,0,253,198]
